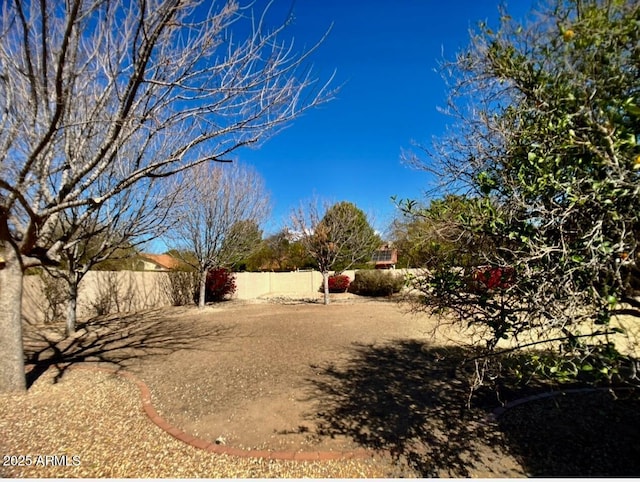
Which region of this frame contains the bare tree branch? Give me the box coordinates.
[165,162,270,308]
[290,199,380,305]
[0,0,334,392]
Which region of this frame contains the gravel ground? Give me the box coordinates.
[10,297,635,477]
[0,367,398,478]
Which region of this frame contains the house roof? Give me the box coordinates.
[140,253,183,270]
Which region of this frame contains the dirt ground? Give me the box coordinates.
[22,295,640,477]
[137,299,427,452]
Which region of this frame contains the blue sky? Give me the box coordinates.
[230,1,534,238]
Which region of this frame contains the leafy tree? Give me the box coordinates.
[234,230,314,272]
[287,241,318,271]
[264,230,316,271]
[403,0,640,385]
[390,215,432,269]
[0,0,333,392]
[225,220,263,271]
[392,194,496,269]
[291,201,381,304]
[255,231,292,271]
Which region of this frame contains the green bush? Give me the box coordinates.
[348,270,404,297]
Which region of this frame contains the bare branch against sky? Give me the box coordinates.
[0,0,333,392]
[165,162,270,308]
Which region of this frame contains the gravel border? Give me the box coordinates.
[80,365,385,461]
[0,366,404,478]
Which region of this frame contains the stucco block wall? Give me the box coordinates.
[23,271,172,323]
[234,270,363,299]
[22,268,416,323]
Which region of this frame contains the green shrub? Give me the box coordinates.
[348,270,404,297]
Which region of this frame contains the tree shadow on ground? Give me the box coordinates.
[497,387,640,477]
[305,340,516,477]
[22,309,236,388]
[306,339,640,477]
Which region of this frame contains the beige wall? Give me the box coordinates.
[23,269,416,323]
[23,271,172,324]
[234,270,358,299]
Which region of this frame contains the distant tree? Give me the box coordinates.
[291,201,380,304]
[0,0,333,392]
[392,194,497,269]
[391,215,432,269]
[265,231,291,269]
[235,236,273,272]
[162,249,198,269]
[250,230,315,271]
[166,163,270,308]
[227,220,263,271]
[286,240,317,271]
[402,0,640,386]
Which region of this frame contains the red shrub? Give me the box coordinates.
[204,267,236,302]
[328,274,351,293]
[471,266,515,290]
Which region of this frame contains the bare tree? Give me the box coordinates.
[166,162,270,308]
[290,200,380,305]
[0,0,334,392]
[46,176,179,336]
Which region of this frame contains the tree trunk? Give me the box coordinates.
[0,244,26,392]
[198,269,207,308]
[322,270,330,305]
[66,277,78,337]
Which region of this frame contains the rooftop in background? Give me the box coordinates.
[139,253,184,271]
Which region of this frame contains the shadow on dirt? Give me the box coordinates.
[306,339,640,477]
[22,309,236,388]
[497,387,640,477]
[306,340,512,477]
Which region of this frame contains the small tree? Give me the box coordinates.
[291,200,380,304]
[46,178,176,336]
[166,162,269,308]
